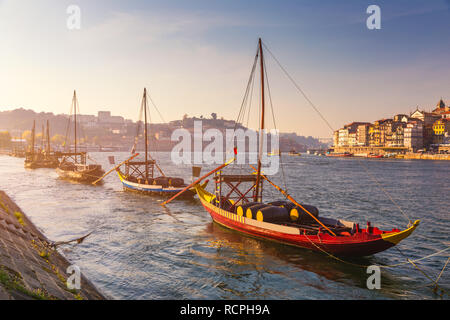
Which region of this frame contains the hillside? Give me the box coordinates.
[0,108,327,151]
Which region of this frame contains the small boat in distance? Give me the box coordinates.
[116,88,196,198]
[288,149,301,156]
[24,120,59,169]
[268,149,281,156]
[326,152,353,157]
[367,153,384,159]
[56,91,104,183]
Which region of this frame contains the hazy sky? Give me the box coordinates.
[0,0,449,138]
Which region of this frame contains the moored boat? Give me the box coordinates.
[56,91,104,183]
[115,88,196,198]
[288,149,301,156]
[165,38,419,257]
[268,149,281,156]
[326,152,353,157]
[195,184,419,256]
[24,120,59,169]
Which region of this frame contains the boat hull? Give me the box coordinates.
[56,167,105,184]
[195,186,419,257]
[117,171,196,198]
[25,160,59,169]
[326,153,353,157]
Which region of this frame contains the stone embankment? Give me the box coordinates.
[0,190,105,300]
[333,147,450,160]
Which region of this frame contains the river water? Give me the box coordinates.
[0,153,448,300]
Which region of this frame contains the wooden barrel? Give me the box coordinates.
[236,202,260,216]
[154,177,170,187]
[168,177,185,187]
[246,204,268,219]
[268,200,295,210]
[256,206,290,223]
[290,204,319,223]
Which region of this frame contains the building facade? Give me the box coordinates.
[404,121,423,151]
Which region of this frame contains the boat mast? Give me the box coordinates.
[254,38,265,202]
[73,90,77,163]
[31,120,35,155]
[143,88,149,180]
[41,124,45,152]
[46,120,51,154]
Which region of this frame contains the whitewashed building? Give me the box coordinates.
[404,121,423,151]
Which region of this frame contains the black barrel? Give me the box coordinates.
[154,177,170,187]
[256,206,290,223]
[168,177,185,187]
[236,202,260,216]
[246,204,269,219]
[289,204,319,223]
[268,200,296,210]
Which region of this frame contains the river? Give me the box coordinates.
[0,153,448,299]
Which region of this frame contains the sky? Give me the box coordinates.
[0,0,449,138]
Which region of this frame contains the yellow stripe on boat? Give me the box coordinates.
[117,170,125,182]
[381,220,420,244]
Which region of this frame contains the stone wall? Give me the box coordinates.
[0,191,105,300]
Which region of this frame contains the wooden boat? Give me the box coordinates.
[116,88,196,198]
[268,149,281,156]
[326,152,353,157]
[24,120,59,169]
[195,184,420,257]
[56,91,104,183]
[10,148,26,158]
[168,38,419,257]
[367,153,384,159]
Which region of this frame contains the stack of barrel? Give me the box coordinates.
[235,200,319,224]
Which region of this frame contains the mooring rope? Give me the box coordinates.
[356,158,412,225]
[303,233,450,270]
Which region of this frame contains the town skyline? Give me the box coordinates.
[333,98,450,156]
[0,96,447,139]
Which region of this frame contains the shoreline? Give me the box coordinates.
[332,147,450,161]
[0,190,105,300]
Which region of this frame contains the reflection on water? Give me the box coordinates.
[0,153,448,299]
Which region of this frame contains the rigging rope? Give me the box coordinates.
[233,45,260,132]
[147,92,167,124]
[261,40,414,225]
[63,97,74,152]
[231,45,259,180]
[263,53,288,193]
[262,41,335,133]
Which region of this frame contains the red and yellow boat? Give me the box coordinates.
[163,38,419,257]
[195,183,419,257]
